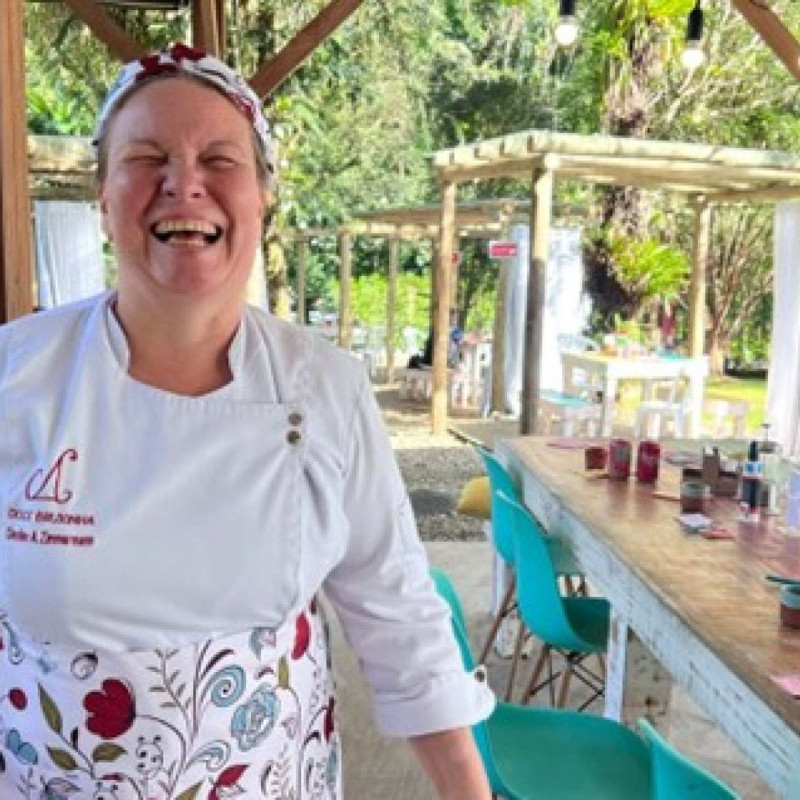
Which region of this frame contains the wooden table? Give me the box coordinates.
[561,352,709,437]
[496,436,800,799]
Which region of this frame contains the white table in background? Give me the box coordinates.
[561,352,709,437]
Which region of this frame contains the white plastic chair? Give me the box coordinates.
[704,399,750,438]
[634,376,690,439]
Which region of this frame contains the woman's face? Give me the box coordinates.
[99,78,266,307]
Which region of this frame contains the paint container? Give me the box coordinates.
[608,439,631,480]
[680,480,710,514]
[636,441,661,484]
[585,446,607,471]
[780,584,800,629]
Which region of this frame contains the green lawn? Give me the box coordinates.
[705,376,767,433]
[616,375,767,436]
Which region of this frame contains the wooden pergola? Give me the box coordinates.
[1,0,366,322]
[5,1,800,327]
[429,129,800,435]
[285,200,531,382]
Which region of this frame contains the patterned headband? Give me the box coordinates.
[93,43,276,183]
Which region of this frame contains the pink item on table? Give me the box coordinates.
[608,439,631,480]
[772,675,800,697]
[636,440,660,483]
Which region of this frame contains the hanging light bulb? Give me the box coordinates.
[682,1,706,70]
[555,0,579,48]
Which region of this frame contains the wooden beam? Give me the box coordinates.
[338,230,352,348]
[192,0,222,57]
[688,202,712,359]
[249,0,365,98]
[0,0,34,322]
[731,0,800,83]
[432,182,456,435]
[491,254,509,415]
[296,238,308,325]
[386,237,399,384]
[61,0,146,62]
[520,168,553,435]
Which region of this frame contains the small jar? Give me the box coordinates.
[780,584,800,629]
[636,441,661,484]
[608,439,631,480]
[680,480,710,514]
[585,446,607,471]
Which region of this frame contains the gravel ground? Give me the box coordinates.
[374,385,486,542]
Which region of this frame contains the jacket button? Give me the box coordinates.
[287,430,302,445]
[289,412,303,426]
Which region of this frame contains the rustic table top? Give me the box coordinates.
[501,435,800,738]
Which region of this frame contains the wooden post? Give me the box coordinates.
[491,253,510,415]
[450,238,460,317]
[433,182,456,435]
[520,167,553,435]
[338,230,352,348]
[296,238,308,325]
[0,0,33,322]
[430,239,439,332]
[688,200,711,359]
[386,237,399,383]
[192,0,222,56]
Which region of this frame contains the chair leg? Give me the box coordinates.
[596,652,606,680]
[478,575,516,664]
[504,616,527,702]
[557,660,573,708]
[520,643,551,705]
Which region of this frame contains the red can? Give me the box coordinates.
[585,446,607,471]
[608,439,631,480]
[636,440,661,483]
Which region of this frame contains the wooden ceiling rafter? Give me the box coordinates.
[730,0,800,83]
[248,0,364,98]
[60,0,147,62]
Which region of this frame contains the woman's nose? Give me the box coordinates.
[161,159,205,199]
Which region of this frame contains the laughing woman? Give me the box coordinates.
[0,46,493,799]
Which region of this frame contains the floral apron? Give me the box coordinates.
[0,304,341,798]
[0,602,340,799]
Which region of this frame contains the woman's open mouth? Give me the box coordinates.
[151,220,223,247]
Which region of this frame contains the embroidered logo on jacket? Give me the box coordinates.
[25,448,78,504]
[6,448,96,547]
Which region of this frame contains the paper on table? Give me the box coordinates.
[676,513,712,532]
[772,675,800,698]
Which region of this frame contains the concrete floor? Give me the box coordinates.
[331,540,776,799]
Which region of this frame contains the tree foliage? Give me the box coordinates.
[24,0,800,368]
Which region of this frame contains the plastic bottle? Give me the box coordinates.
[739,440,763,523]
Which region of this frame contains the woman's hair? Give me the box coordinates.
[94,72,272,190]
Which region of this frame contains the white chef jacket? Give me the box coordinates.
[0,292,494,738]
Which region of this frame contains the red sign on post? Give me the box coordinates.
[452,251,462,267]
[488,240,518,259]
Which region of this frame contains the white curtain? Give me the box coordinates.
[767,202,800,457]
[503,224,589,415]
[34,201,105,309]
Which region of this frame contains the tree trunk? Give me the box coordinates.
[707,329,728,376]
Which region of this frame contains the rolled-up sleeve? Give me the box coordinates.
[322,374,495,738]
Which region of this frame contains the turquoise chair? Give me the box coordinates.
[475,447,584,700]
[638,720,739,799]
[431,567,740,800]
[431,566,650,799]
[497,490,608,709]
